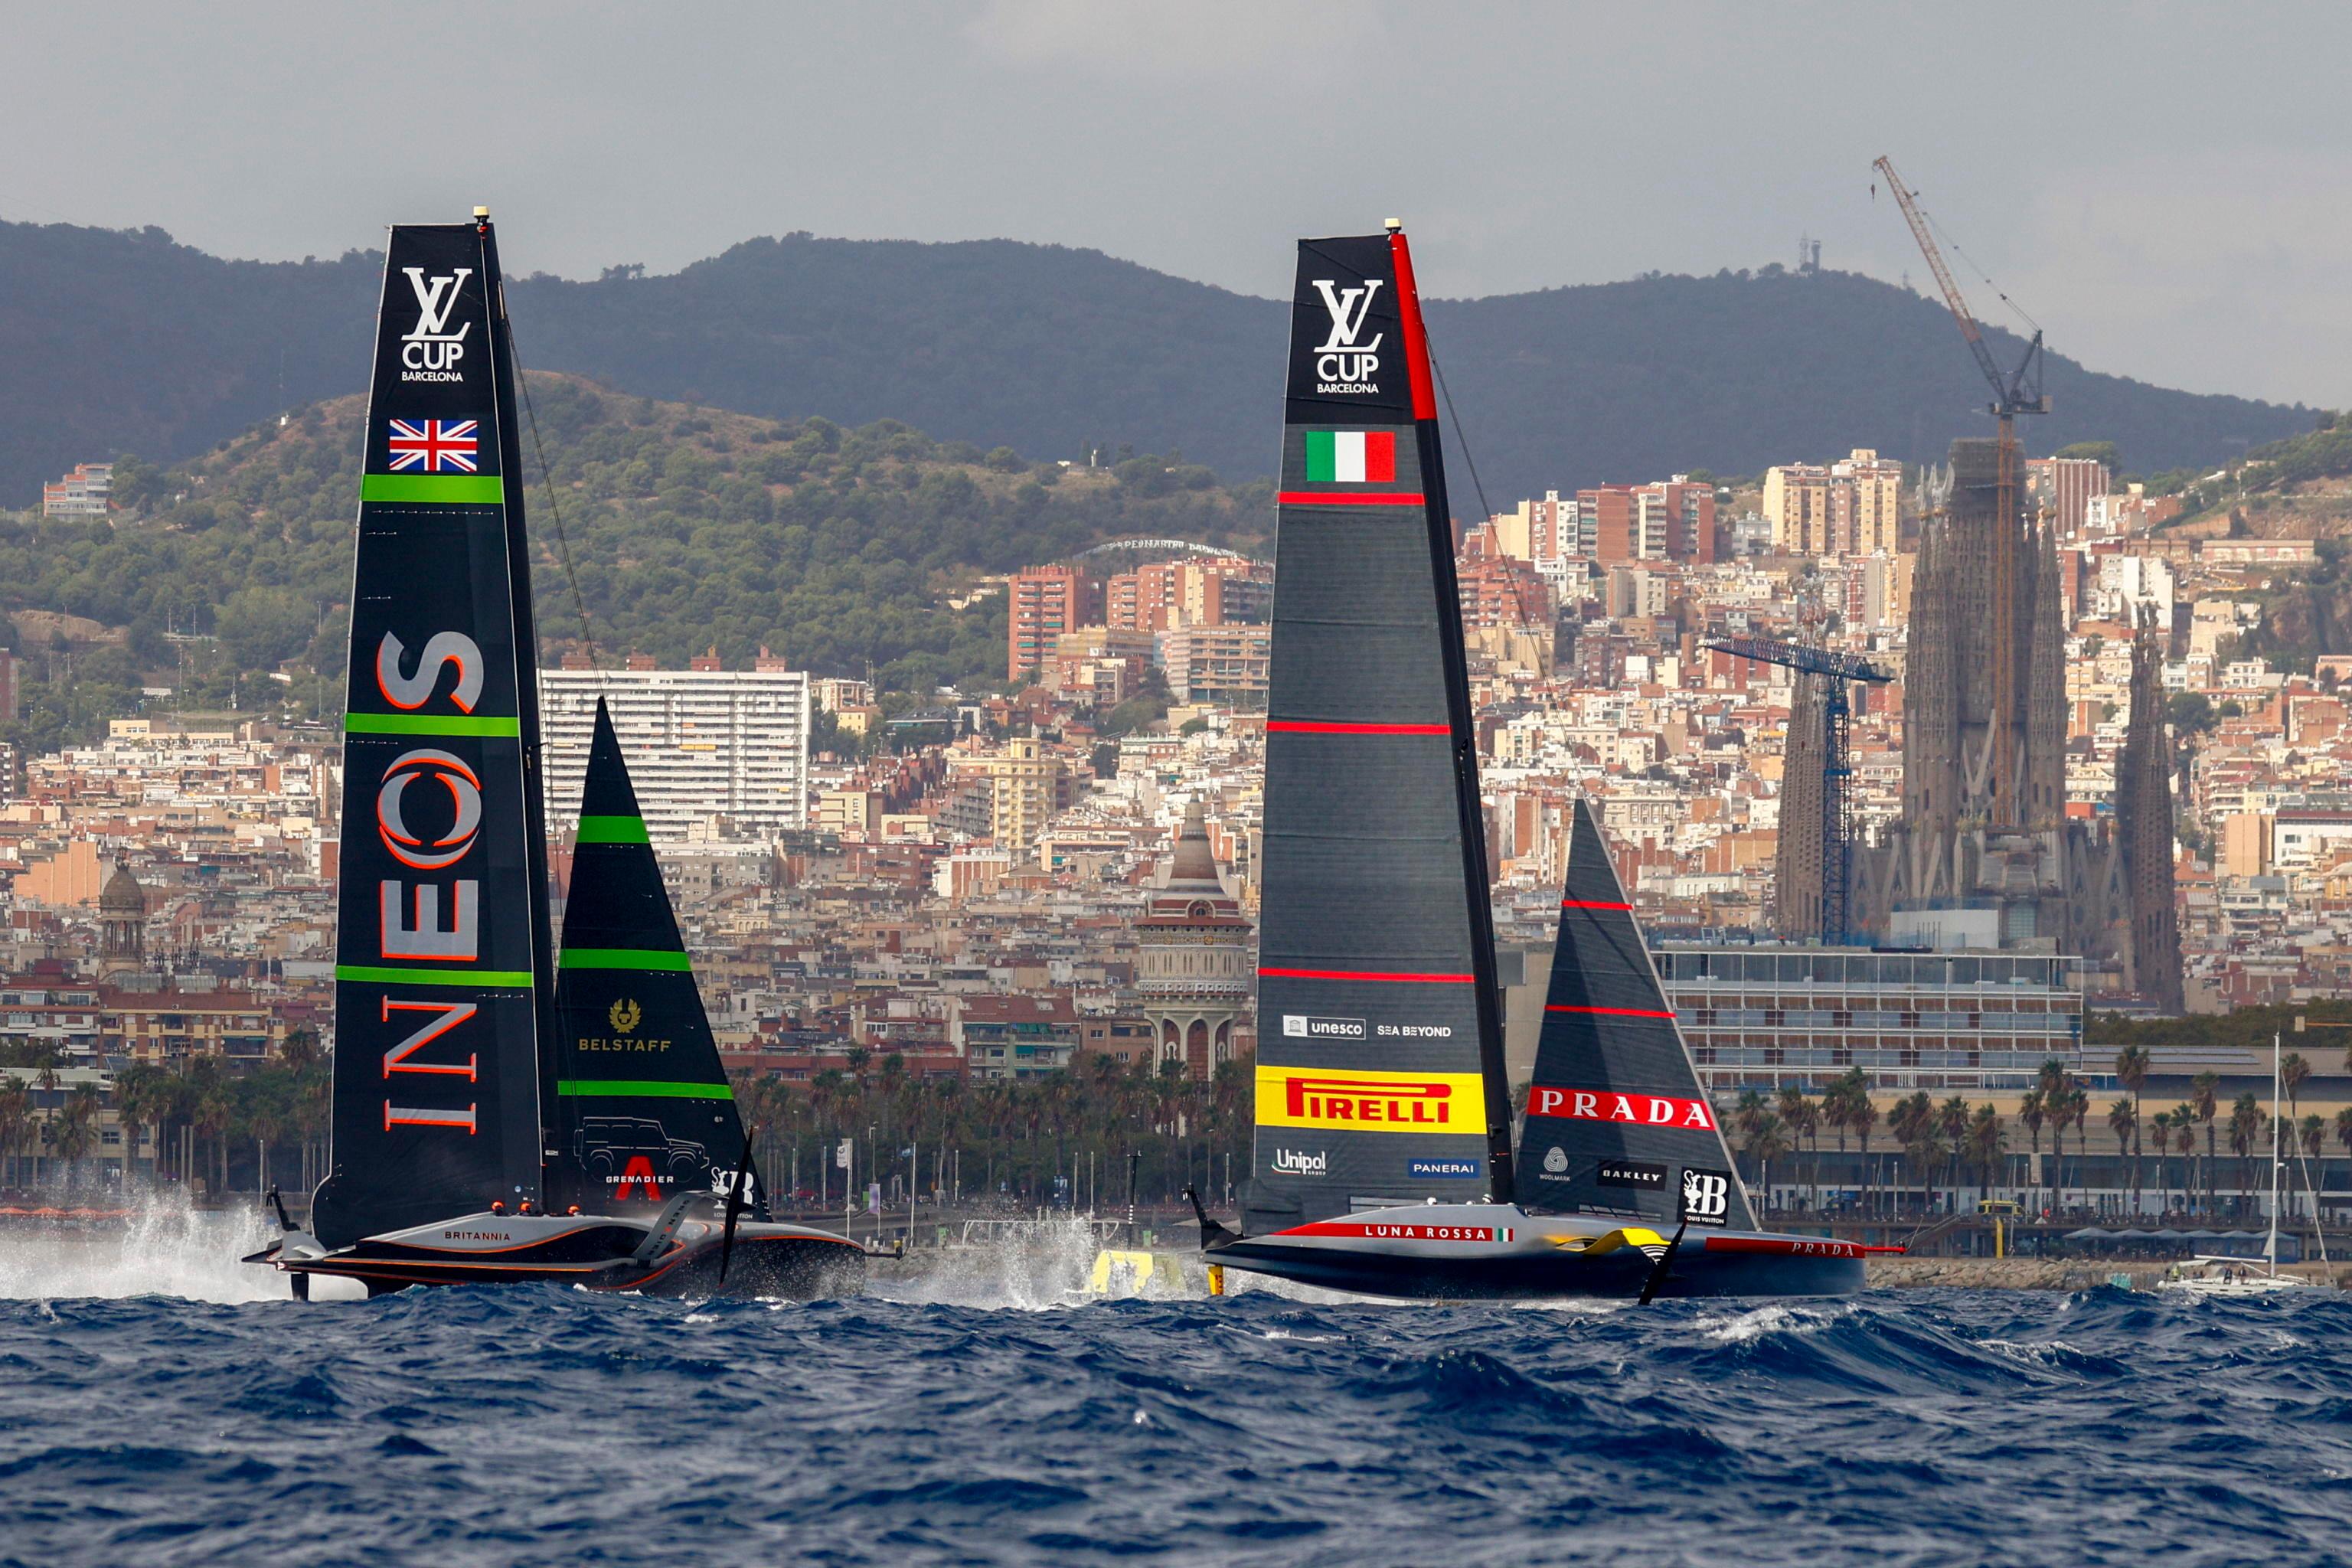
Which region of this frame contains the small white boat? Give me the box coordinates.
[2157,1256,2315,1298]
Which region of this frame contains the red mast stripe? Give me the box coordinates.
[1388,229,1439,422]
[1259,967,1475,984]
[1276,491,1427,507]
[1545,1004,1677,1019]
[1266,720,1450,735]
[1560,899,1634,910]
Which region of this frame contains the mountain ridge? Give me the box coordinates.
[0,218,2318,504]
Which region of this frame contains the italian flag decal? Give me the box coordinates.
[1304,430,1396,484]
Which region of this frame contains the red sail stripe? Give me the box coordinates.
[1559,899,1633,910]
[1266,720,1450,735]
[1258,967,1475,984]
[1545,1004,1677,1018]
[1276,491,1427,506]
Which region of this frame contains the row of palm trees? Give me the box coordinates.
[1730,1051,2352,1219]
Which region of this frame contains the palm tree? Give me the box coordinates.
[52,1085,100,1188]
[2173,1115,2198,1216]
[2108,1099,2138,1216]
[2018,1089,2047,1211]
[1849,1083,1880,1217]
[1890,1091,1934,1214]
[1936,1095,1970,1197]
[1776,1086,1819,1210]
[1743,1110,1792,1206]
[111,1063,174,1187]
[1965,1105,2007,1204]
[2191,1072,2220,1215]
[0,1077,30,1191]
[2115,1044,2151,1193]
[2226,1093,2265,1219]
[2060,1080,2092,1214]
[2151,1110,2175,1212]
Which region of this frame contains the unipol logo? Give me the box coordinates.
[1309,277,1383,394]
[1681,1168,1732,1227]
[400,266,472,381]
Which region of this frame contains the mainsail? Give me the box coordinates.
[312,216,557,1247]
[547,699,749,1214]
[1246,227,1514,1233]
[1516,799,1755,1230]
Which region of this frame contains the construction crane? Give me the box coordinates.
[1873,155,2048,831]
[1708,636,1893,945]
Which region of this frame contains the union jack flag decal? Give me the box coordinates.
[385,419,481,473]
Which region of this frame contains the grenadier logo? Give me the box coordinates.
[613,1156,663,1202]
[1528,1086,1719,1132]
[1256,1065,1486,1133]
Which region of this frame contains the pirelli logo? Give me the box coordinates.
[1256,1065,1487,1134]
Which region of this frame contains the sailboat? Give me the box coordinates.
[246,211,863,1298]
[2159,1030,2315,1297]
[1186,224,1888,1300]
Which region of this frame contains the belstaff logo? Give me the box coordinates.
[1309,277,1383,394]
[376,749,483,871]
[1681,1168,1733,1227]
[400,267,472,382]
[609,998,642,1035]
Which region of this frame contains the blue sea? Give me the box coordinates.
[2,1210,2348,1566]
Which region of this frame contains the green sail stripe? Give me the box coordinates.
[557,1080,734,1100]
[574,815,650,844]
[345,713,521,737]
[361,474,507,505]
[335,964,534,988]
[558,947,691,972]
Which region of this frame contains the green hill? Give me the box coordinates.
[0,378,1265,753]
[0,218,2317,505]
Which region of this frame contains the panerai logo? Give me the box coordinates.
[1310,278,1382,394]
[1272,1148,1328,1175]
[400,267,472,381]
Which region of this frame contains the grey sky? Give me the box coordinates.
[8,2,2345,409]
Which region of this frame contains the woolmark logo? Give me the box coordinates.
[1271,1147,1328,1175]
[400,266,473,381]
[1309,277,1382,393]
[1282,1014,1365,1039]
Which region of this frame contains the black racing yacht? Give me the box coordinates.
[1187,224,1890,1300]
[246,211,861,1299]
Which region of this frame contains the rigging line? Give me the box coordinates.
[505,337,605,674]
[1425,335,1537,635]
[1920,205,2041,336]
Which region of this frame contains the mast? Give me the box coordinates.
[1246,223,1512,1234]
[311,211,549,1246]
[2269,1029,2282,1274]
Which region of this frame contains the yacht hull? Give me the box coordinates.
[1207,1203,1872,1301]
[251,1210,867,1300]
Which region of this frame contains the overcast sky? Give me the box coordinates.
[8,2,2345,409]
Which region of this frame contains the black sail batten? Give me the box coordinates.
[1515,799,1756,1230]
[313,217,549,1247]
[1246,229,1512,1235]
[547,699,752,1217]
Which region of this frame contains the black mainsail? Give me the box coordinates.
[312,216,557,1248]
[547,699,750,1214]
[1246,227,1515,1233]
[1516,799,1755,1230]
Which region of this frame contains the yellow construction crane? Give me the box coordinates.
[1873,155,2049,830]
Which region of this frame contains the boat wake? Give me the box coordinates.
[0,1194,281,1304]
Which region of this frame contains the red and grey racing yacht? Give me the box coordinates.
[1187,226,1889,1301]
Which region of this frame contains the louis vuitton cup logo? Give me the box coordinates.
[400,266,473,381]
[1309,277,1383,394]
[1681,1168,1732,1227]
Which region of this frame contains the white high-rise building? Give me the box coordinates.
[540,666,811,845]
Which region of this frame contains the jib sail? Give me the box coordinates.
[1515,799,1755,1230]
[547,699,750,1214]
[1246,227,1515,1234]
[313,214,558,1247]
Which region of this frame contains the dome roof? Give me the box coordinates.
[1164,802,1224,892]
[100,864,144,914]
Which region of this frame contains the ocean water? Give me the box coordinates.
[1,1210,2348,1566]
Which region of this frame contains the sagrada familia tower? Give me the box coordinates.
[1846,437,2183,1007]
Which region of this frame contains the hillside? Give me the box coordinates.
[0,219,2318,504]
[0,379,1266,752]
